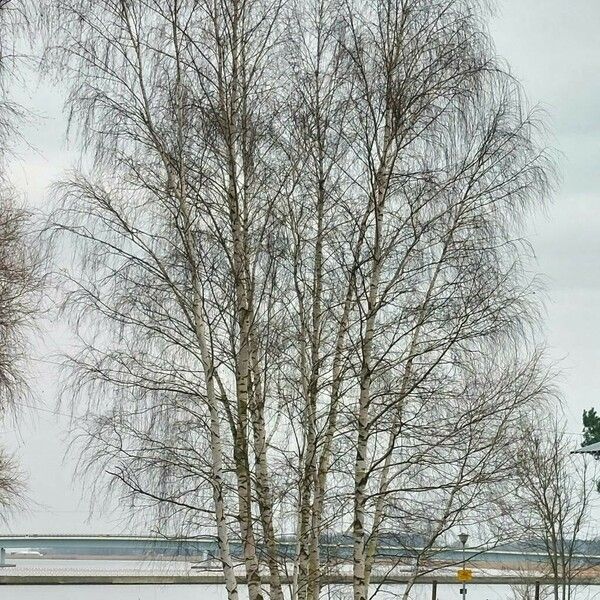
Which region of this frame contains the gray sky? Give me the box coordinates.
[4,0,600,534]
[491,0,600,427]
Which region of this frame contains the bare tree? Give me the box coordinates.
[42,0,553,599]
[512,420,598,600]
[281,2,553,600]
[0,0,44,510]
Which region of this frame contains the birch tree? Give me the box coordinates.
[43,0,553,599]
[282,2,552,599]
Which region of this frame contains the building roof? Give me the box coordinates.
[572,441,600,453]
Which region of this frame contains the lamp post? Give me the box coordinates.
[458,532,469,598]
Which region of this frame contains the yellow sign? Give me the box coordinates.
[457,569,473,582]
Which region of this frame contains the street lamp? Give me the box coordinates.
[458,533,469,598]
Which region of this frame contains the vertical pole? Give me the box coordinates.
[432,580,438,600]
[462,542,466,598]
[458,533,469,599]
[535,581,540,600]
[0,547,5,567]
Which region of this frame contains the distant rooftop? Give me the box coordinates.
[573,441,600,454]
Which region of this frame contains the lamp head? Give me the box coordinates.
[458,532,468,546]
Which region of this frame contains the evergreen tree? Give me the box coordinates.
[582,409,600,491]
[582,408,600,448]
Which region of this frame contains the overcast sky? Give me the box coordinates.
[3,0,600,534]
[492,0,600,427]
